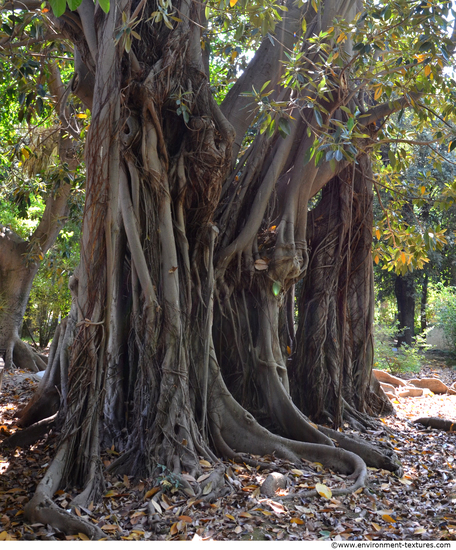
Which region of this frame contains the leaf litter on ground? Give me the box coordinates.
[1,357,456,541]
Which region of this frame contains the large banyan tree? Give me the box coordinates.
[2,0,456,538]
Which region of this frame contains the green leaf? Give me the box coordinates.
[272,281,281,297]
[278,117,290,136]
[98,0,110,14]
[260,80,271,93]
[314,109,323,127]
[49,0,67,17]
[303,147,313,166]
[67,0,83,10]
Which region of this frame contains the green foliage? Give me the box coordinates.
[48,0,108,17]
[427,283,456,355]
[373,316,426,375]
[156,464,182,492]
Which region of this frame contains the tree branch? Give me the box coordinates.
[358,92,422,127]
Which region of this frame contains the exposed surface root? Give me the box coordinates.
[11,338,47,373]
[319,426,403,476]
[2,414,56,449]
[209,367,368,499]
[24,444,106,540]
[413,417,456,431]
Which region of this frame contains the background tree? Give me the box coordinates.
[373,124,456,345]
[1,0,455,538]
[0,35,86,371]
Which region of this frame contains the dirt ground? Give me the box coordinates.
[0,354,456,541]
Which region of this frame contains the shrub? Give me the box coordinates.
[373,313,427,374]
[429,283,456,355]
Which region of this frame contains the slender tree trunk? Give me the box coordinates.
[421,273,428,333]
[395,273,416,346]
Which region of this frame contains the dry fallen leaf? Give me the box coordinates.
[315,483,332,499]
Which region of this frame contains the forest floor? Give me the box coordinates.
[0,352,456,542]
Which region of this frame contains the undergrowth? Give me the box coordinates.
[373,318,427,375]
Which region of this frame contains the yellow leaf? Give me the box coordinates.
[199,459,211,467]
[375,229,381,239]
[231,50,237,62]
[170,522,178,535]
[337,32,346,43]
[78,533,90,541]
[371,522,382,531]
[144,487,160,499]
[101,524,118,531]
[239,512,252,518]
[0,532,8,541]
[420,186,425,195]
[291,469,304,476]
[178,515,193,523]
[76,113,88,119]
[382,514,396,523]
[229,0,238,5]
[401,252,406,264]
[374,255,379,265]
[226,514,236,520]
[315,483,332,499]
[287,345,292,356]
[414,527,426,534]
[424,65,431,77]
[374,86,382,101]
[290,518,304,524]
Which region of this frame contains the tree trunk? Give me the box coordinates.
[291,156,393,427]
[395,273,416,346]
[420,273,428,333]
[0,61,74,373]
[0,227,46,372]
[9,0,407,537]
